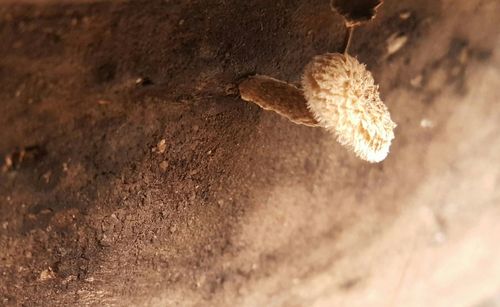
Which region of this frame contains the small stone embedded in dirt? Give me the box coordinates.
[420,119,435,128]
[39,268,56,281]
[1,156,13,172]
[42,171,52,183]
[156,139,167,154]
[387,33,408,55]
[159,212,169,221]
[399,11,412,20]
[159,161,169,172]
[99,234,113,247]
[110,213,119,223]
[135,77,154,86]
[196,274,206,288]
[97,99,111,105]
[410,74,423,87]
[40,208,52,215]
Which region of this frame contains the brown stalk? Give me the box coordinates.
[239,75,319,127]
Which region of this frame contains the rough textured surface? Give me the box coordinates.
[0,0,499,306]
[302,53,396,162]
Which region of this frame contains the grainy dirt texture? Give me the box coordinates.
[0,0,499,306]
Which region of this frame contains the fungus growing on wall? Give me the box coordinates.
[238,0,395,163]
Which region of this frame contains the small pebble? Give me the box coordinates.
[157,139,167,154]
[97,99,111,105]
[399,11,412,20]
[42,171,52,183]
[39,268,55,281]
[420,118,435,128]
[387,33,408,55]
[410,75,423,88]
[159,161,169,172]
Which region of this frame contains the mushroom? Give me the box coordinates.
[239,0,395,163]
[238,53,396,163]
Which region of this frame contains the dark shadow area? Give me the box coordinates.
[0,0,347,304]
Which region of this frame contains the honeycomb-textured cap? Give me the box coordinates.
[301,53,396,163]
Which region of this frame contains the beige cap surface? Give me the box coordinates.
[302,53,396,163]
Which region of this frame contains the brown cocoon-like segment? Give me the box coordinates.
[239,75,319,127]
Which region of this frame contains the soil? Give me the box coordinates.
[0,0,499,306]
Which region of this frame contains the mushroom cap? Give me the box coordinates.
[301,53,396,163]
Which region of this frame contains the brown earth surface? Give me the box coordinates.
[0,0,499,306]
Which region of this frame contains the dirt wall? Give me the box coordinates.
[1,0,499,306]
